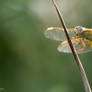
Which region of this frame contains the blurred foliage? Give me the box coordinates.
[0,0,92,92]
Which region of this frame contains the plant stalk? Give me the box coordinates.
[52,0,91,92]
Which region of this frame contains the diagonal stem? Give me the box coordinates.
[52,0,91,92]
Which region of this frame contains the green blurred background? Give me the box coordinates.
[0,0,92,92]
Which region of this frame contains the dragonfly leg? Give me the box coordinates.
[77,39,86,52]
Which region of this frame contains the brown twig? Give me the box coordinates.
[52,0,91,92]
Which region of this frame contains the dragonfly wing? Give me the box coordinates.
[57,40,71,53]
[57,38,92,54]
[44,27,75,41]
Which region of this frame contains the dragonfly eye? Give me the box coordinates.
[75,26,84,36]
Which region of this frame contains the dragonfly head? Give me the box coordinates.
[74,26,84,37]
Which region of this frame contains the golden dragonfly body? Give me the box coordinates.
[44,26,92,53]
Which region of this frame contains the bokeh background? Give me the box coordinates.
[0,0,92,92]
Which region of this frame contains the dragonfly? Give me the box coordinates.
[44,26,92,54]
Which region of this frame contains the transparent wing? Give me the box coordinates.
[57,38,92,54]
[44,27,76,41]
[57,40,71,53]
